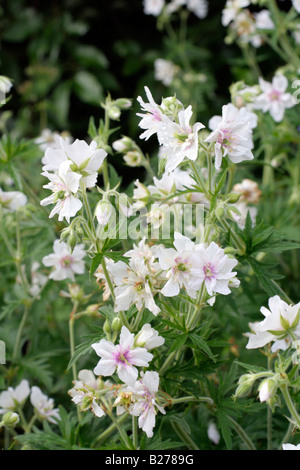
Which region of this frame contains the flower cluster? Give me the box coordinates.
[40,137,107,223]
[0,379,60,426]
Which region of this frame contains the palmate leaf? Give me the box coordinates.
[247,257,290,300]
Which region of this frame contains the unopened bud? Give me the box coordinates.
[111,316,122,333]
[226,193,241,204]
[114,98,132,109]
[123,150,143,167]
[112,136,134,153]
[107,105,121,121]
[1,412,19,428]
[95,199,114,226]
[103,318,111,336]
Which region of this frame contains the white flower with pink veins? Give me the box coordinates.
[30,386,60,424]
[40,160,82,223]
[158,232,201,299]
[0,188,27,212]
[128,371,166,438]
[253,75,295,122]
[137,86,166,141]
[42,239,85,282]
[189,241,240,296]
[205,103,254,170]
[246,295,300,352]
[92,326,153,386]
[157,105,205,173]
[42,138,107,188]
[107,257,161,316]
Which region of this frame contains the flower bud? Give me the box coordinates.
[113,98,132,110]
[111,316,122,333]
[1,412,19,428]
[112,136,134,153]
[103,318,111,336]
[226,193,241,204]
[107,105,121,121]
[258,377,278,404]
[123,150,143,167]
[234,373,256,398]
[95,199,114,226]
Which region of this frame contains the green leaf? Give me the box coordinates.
[190,333,216,362]
[168,334,188,354]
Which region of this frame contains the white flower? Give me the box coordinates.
[232,178,261,204]
[42,138,107,188]
[134,323,165,350]
[37,129,73,152]
[92,326,153,385]
[143,0,165,16]
[186,0,208,19]
[137,86,166,141]
[154,59,179,86]
[189,241,240,296]
[0,380,30,414]
[292,0,300,14]
[157,105,205,172]
[128,371,166,438]
[253,75,295,122]
[158,232,200,299]
[30,386,60,424]
[0,76,13,100]
[207,421,220,445]
[230,201,257,230]
[282,443,300,450]
[28,261,48,297]
[108,258,161,316]
[246,295,300,352]
[42,239,85,282]
[205,103,254,170]
[254,10,274,31]
[0,188,27,212]
[221,0,250,27]
[69,370,110,418]
[40,160,82,223]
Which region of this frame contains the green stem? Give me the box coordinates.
[280,384,300,429]
[132,415,138,449]
[171,420,199,450]
[106,410,135,450]
[267,354,273,450]
[12,306,29,360]
[170,396,213,406]
[227,416,256,451]
[189,161,210,199]
[69,301,79,382]
[93,413,129,447]
[159,350,177,375]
